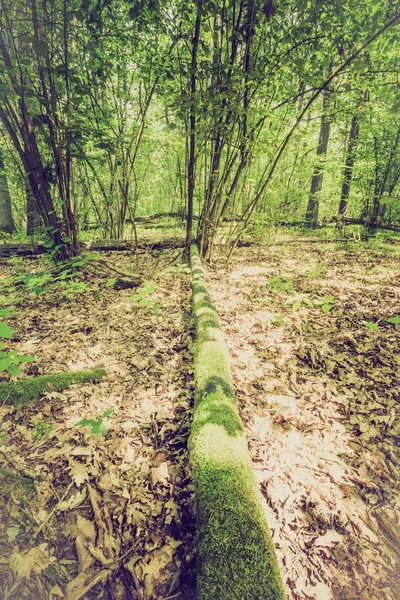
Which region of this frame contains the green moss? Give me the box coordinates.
[0,369,106,408]
[189,244,286,599]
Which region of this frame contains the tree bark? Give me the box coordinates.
[338,111,360,216]
[305,82,333,228]
[26,181,41,236]
[0,156,15,233]
[185,1,202,260]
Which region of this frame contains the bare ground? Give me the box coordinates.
[0,233,399,600]
[206,235,400,600]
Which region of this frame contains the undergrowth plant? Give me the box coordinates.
[286,293,335,312]
[32,419,54,440]
[128,281,161,315]
[2,253,95,300]
[75,407,114,436]
[268,275,293,293]
[0,299,34,376]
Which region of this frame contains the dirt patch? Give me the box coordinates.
[206,237,400,600]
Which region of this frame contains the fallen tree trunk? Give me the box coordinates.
[0,243,47,258]
[276,218,400,232]
[189,244,285,600]
[86,238,186,252]
[0,237,255,259]
[341,217,400,232]
[0,369,106,408]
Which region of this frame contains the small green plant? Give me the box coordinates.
[0,430,7,445]
[0,345,35,376]
[285,293,314,310]
[268,275,293,293]
[387,316,400,325]
[128,281,161,315]
[362,315,400,332]
[271,315,285,326]
[285,294,335,312]
[32,419,53,440]
[9,255,26,274]
[58,280,88,299]
[302,262,326,279]
[75,407,114,436]
[313,295,335,313]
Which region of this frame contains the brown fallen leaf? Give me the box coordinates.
[9,543,56,580]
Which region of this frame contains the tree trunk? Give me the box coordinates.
[185,2,202,260]
[0,156,16,233]
[338,111,360,216]
[0,369,105,408]
[26,181,42,236]
[189,244,285,600]
[305,85,332,228]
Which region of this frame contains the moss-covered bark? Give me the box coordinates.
[189,244,285,600]
[0,369,106,408]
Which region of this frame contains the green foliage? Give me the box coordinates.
[387,316,400,324]
[0,322,14,339]
[313,295,336,313]
[271,315,285,326]
[285,293,314,310]
[302,262,327,279]
[75,407,114,436]
[58,280,88,299]
[1,255,94,300]
[268,275,293,293]
[128,281,160,315]
[363,320,380,332]
[32,419,53,440]
[286,294,335,312]
[0,344,35,376]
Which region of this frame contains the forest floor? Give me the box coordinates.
[0,230,399,600]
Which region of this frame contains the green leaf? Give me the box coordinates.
[32,39,49,56]
[75,418,95,428]
[389,100,400,114]
[0,322,14,339]
[18,355,35,363]
[0,308,15,317]
[387,316,400,324]
[44,240,54,248]
[20,35,36,44]
[7,365,21,376]
[7,526,20,543]
[0,358,12,371]
[321,304,332,313]
[101,407,114,418]
[292,301,302,311]
[363,320,380,332]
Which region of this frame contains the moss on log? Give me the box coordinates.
[189,244,285,600]
[0,369,106,408]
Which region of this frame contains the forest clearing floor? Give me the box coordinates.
[0,231,399,600]
[206,233,400,600]
[0,245,196,600]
